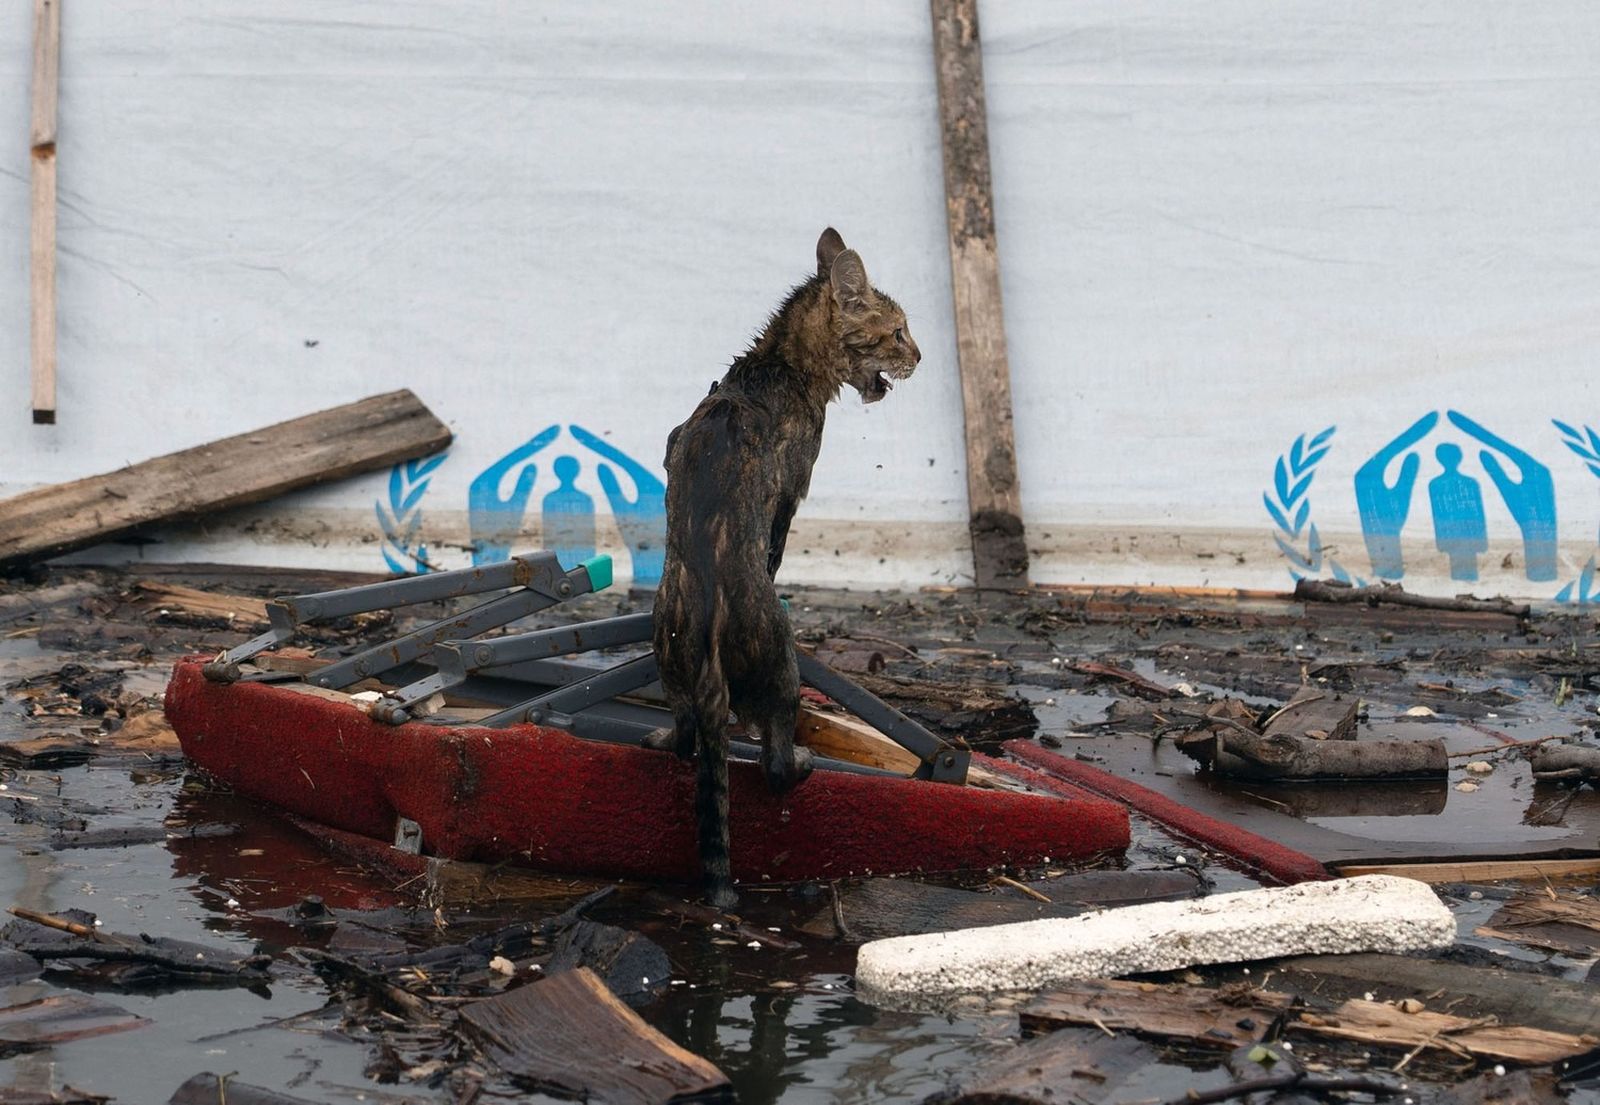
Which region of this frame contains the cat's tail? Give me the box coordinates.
[692,598,736,910]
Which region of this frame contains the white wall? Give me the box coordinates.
[2,2,1597,601]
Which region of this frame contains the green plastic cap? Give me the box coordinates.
[581,554,614,593]
[780,597,791,613]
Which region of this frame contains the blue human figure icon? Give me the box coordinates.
[467,424,559,565]
[1353,412,1439,579]
[1447,411,1558,581]
[1428,443,1487,582]
[541,455,597,569]
[567,424,667,586]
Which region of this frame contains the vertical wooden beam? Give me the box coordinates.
[30,0,60,425]
[931,0,1029,591]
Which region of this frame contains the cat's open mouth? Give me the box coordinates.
[865,372,891,402]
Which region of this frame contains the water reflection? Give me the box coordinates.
[1237,780,1449,818]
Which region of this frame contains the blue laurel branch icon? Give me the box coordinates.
[1264,426,1357,583]
[376,453,448,575]
[1552,420,1600,603]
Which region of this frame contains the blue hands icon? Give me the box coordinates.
[1448,411,1558,581]
[467,424,559,565]
[568,424,667,585]
[1354,412,1438,579]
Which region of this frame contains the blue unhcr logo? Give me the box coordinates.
[377,424,667,585]
[1266,412,1600,601]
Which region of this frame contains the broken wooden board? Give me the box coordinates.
[0,390,451,571]
[0,993,149,1050]
[933,1027,1158,1104]
[458,966,730,1103]
[1276,953,1600,1038]
[1023,979,1598,1064]
[1020,979,1291,1050]
[1261,685,1359,742]
[1477,893,1600,956]
[132,580,270,630]
[0,709,180,769]
[1297,996,1597,1065]
[796,706,1004,788]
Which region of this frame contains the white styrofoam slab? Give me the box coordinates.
[855,875,1456,1006]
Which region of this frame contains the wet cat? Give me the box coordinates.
[650,228,921,908]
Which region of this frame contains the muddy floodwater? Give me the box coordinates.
[3,570,1600,1103]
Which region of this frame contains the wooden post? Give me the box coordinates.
[931,0,1029,591]
[30,0,60,425]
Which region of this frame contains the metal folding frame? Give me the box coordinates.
[200,551,970,784]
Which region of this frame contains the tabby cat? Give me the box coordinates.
[650,228,921,908]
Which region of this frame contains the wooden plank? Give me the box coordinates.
[1298,997,1596,1065]
[1278,953,1600,1039]
[943,1028,1157,1104]
[1336,858,1600,884]
[0,993,148,1048]
[132,580,270,628]
[1260,685,1359,742]
[796,705,1004,788]
[29,0,60,424]
[1021,979,1291,1050]
[0,390,451,571]
[930,0,1028,591]
[1023,979,1598,1064]
[459,967,730,1103]
[1478,894,1600,956]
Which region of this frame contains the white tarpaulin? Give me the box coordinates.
[3,3,1597,601]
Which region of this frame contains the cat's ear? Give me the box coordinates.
[829,249,870,312]
[816,227,847,277]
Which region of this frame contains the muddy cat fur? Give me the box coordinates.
[650,227,922,908]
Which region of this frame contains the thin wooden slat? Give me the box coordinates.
[0,389,452,571]
[30,0,61,424]
[1336,858,1600,885]
[459,967,730,1104]
[930,0,1028,591]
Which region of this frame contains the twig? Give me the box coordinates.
[1450,734,1563,759]
[993,875,1051,903]
[830,881,854,942]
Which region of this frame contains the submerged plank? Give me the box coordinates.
[1278,953,1600,1038]
[0,993,149,1048]
[1021,979,1291,1049]
[459,967,730,1103]
[1023,979,1597,1065]
[936,1027,1157,1104]
[168,1074,320,1105]
[0,390,451,570]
